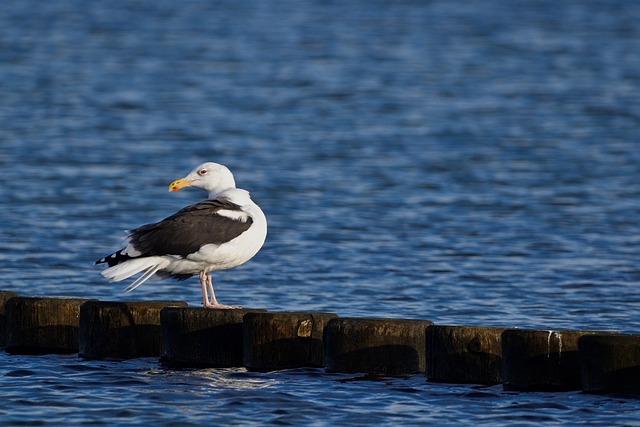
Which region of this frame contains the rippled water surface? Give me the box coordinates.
[1,0,639,425]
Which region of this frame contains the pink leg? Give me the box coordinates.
[201,272,241,309]
[199,272,210,307]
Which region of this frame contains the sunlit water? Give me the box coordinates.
[1,0,639,425]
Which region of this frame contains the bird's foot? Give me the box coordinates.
[203,302,243,310]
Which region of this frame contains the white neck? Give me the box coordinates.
[212,188,252,205]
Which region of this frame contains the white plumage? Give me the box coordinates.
[96,162,267,309]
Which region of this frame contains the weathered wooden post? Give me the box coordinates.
[325,318,433,375]
[243,312,338,372]
[579,334,640,395]
[161,307,267,368]
[426,325,506,384]
[0,291,18,347]
[5,296,94,354]
[78,300,188,360]
[501,329,602,391]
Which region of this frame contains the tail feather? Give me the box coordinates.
[122,264,163,294]
[100,256,170,284]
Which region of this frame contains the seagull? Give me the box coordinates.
[96,162,267,309]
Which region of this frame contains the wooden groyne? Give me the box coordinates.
[579,334,640,394]
[79,300,188,360]
[325,318,433,374]
[5,297,95,354]
[426,325,505,385]
[0,291,17,347]
[243,312,338,371]
[1,292,638,396]
[161,307,266,368]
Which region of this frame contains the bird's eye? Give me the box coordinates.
[198,169,207,176]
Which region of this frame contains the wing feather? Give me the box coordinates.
[96,198,253,264]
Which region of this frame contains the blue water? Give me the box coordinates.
[1,0,639,425]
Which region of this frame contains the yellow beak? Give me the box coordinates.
[169,178,193,192]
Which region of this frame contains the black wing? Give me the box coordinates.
[97,198,253,265]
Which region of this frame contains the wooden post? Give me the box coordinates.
[243,312,338,372]
[501,329,602,391]
[78,300,188,360]
[325,318,433,375]
[579,334,640,395]
[426,325,506,385]
[0,291,18,347]
[5,297,94,354]
[161,307,267,368]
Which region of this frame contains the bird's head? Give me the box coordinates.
[169,162,237,197]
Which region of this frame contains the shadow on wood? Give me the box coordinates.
[5,297,94,354]
[325,318,433,374]
[79,300,187,360]
[501,329,611,391]
[426,325,506,385]
[161,307,267,368]
[579,334,640,395]
[243,312,338,372]
[0,291,18,347]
